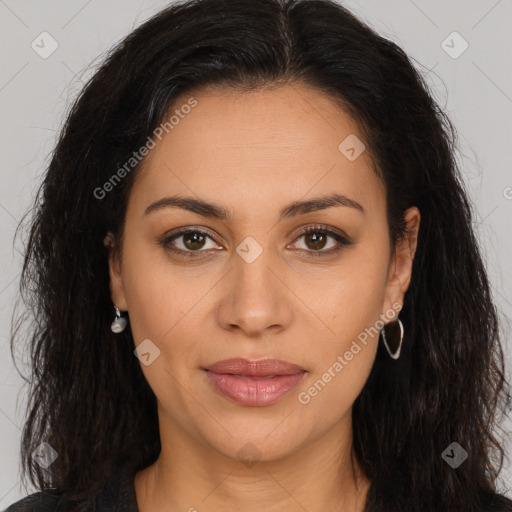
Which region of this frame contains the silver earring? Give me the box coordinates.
[111,305,128,333]
[380,317,404,360]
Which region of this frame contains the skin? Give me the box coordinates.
[107,83,420,512]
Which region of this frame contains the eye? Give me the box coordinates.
[159,228,222,257]
[289,225,354,257]
[158,224,354,259]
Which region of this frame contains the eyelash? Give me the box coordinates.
[158,224,354,259]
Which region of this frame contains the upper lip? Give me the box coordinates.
[205,358,306,377]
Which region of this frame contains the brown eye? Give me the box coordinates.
[304,231,328,250]
[290,225,354,257]
[160,228,222,256]
[182,232,207,250]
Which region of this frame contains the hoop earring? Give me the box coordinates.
[111,305,128,333]
[380,317,404,360]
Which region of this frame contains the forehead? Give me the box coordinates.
[131,84,384,217]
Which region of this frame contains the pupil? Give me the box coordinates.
[184,232,205,250]
[182,232,328,251]
[306,232,326,250]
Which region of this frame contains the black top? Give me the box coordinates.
[4,462,139,512]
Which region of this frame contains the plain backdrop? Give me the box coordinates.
[0,0,511,507]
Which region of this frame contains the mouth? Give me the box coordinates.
[204,357,306,376]
[203,358,307,406]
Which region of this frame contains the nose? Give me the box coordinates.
[215,248,294,338]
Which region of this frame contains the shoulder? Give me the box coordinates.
[3,461,139,512]
[482,492,512,512]
[3,490,72,511]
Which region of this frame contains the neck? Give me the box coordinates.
[134,410,371,512]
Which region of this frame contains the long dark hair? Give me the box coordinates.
[10,0,512,510]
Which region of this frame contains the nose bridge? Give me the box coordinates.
[235,242,275,297]
[232,235,282,309]
[216,235,293,335]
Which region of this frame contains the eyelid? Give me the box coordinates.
[288,224,354,255]
[292,223,352,242]
[161,225,222,243]
[159,226,224,256]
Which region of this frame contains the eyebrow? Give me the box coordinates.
[144,193,366,221]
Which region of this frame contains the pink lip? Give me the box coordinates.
[206,358,305,376]
[204,358,307,406]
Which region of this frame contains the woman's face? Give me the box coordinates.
[109,83,419,463]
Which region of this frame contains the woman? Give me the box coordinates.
[6,0,512,510]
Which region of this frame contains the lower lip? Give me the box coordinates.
[204,370,306,406]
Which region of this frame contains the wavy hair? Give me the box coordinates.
[10,0,512,510]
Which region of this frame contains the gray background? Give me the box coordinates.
[0,0,511,506]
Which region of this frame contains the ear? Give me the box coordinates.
[381,207,420,318]
[104,232,128,311]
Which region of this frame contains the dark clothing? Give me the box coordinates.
[4,462,139,512]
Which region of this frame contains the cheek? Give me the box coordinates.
[120,243,201,415]
[322,241,391,334]
[297,242,388,409]
[119,237,186,343]
[298,340,377,420]
[120,238,210,390]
